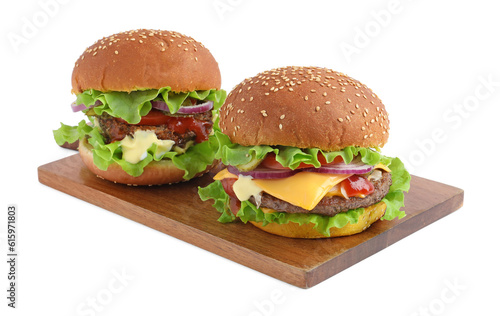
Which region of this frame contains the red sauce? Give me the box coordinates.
[161,115,212,143]
[114,109,212,143]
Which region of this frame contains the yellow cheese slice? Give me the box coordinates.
[213,168,238,180]
[253,172,352,211]
[374,163,391,173]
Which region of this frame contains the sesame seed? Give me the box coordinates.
[346,115,351,121]
[371,101,375,104]
[310,89,316,93]
[249,97,254,101]
[355,104,360,109]
[195,57,198,62]
[350,110,355,114]
[315,106,320,112]
[362,126,366,131]
[323,92,327,97]
[93,52,97,56]
[355,93,361,97]
[364,135,368,139]
[304,96,309,101]
[280,114,285,119]
[338,118,344,122]
[279,123,283,130]
[115,50,119,55]
[325,101,331,105]
[261,110,268,117]
[347,98,352,103]
[288,87,294,91]
[265,92,270,96]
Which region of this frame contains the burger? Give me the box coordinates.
[198,66,411,238]
[53,29,226,185]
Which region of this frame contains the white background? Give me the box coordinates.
[1,0,499,315]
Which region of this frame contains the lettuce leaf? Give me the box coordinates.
[54,87,226,180]
[198,149,411,237]
[380,157,411,220]
[213,130,385,169]
[54,122,219,180]
[76,88,226,124]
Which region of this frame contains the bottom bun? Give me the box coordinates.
[250,202,387,238]
[79,138,212,186]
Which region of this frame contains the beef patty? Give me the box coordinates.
[94,111,213,148]
[249,170,392,217]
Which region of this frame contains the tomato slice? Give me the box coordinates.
[135,109,171,125]
[229,197,241,216]
[340,175,374,197]
[221,178,238,199]
[259,153,344,170]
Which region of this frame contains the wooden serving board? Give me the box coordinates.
[38,154,464,288]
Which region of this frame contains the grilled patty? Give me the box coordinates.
[249,170,392,217]
[95,111,213,148]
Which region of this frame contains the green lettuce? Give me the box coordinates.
[198,135,411,237]
[54,87,226,180]
[76,88,226,124]
[213,130,387,169]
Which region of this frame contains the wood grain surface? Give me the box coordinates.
[38,154,464,288]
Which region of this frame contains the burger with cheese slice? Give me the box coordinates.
[53,29,226,185]
[198,66,410,238]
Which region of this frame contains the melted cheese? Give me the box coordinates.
[233,175,262,206]
[120,130,175,164]
[325,184,347,198]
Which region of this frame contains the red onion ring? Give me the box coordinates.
[304,160,374,174]
[227,165,298,179]
[71,100,102,112]
[151,100,213,114]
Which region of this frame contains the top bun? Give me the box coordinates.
[219,66,389,151]
[71,29,221,94]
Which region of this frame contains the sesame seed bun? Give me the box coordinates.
[78,138,213,185]
[250,201,386,239]
[219,66,389,151]
[71,29,221,94]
